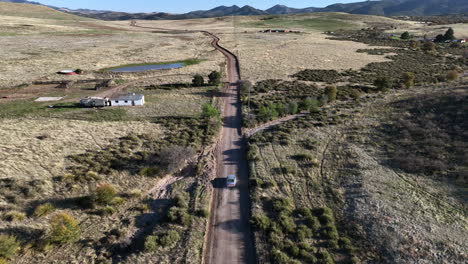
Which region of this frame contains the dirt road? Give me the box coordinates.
[203,32,256,264]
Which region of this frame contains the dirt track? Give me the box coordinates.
[203,32,256,264]
[130,23,255,263]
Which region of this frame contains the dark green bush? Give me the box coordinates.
[251,214,271,231]
[295,207,312,218]
[167,207,192,226]
[296,225,312,241]
[279,213,296,233]
[196,208,209,218]
[305,216,321,231]
[323,225,339,240]
[299,249,317,263]
[158,230,180,248]
[271,248,290,264]
[208,71,221,86]
[144,235,158,252]
[272,198,293,213]
[192,74,204,87]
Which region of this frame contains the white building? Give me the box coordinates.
[111,93,145,106]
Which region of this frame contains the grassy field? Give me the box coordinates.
[0,2,94,20]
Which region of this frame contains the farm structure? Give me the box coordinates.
[111,93,145,106]
[80,97,110,107]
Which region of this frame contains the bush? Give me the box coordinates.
[111,197,125,206]
[196,208,209,218]
[144,235,158,252]
[158,230,180,248]
[250,178,264,188]
[3,211,25,222]
[268,232,283,248]
[323,225,339,240]
[305,216,320,231]
[94,183,117,205]
[271,248,290,263]
[167,207,192,226]
[278,213,296,233]
[400,31,411,40]
[251,214,270,231]
[327,239,339,249]
[300,97,319,112]
[339,237,352,249]
[284,239,300,257]
[315,206,333,217]
[447,70,459,82]
[85,171,101,181]
[272,198,293,213]
[422,41,436,52]
[138,167,161,177]
[34,203,56,217]
[402,72,415,88]
[192,74,204,87]
[0,235,20,260]
[296,224,312,241]
[98,206,116,216]
[48,213,80,244]
[319,214,334,225]
[299,249,317,263]
[74,69,83,74]
[247,145,260,161]
[373,76,393,91]
[295,207,312,218]
[173,193,188,208]
[409,40,420,49]
[324,86,337,102]
[159,145,196,174]
[208,71,221,86]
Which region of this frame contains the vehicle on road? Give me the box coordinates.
[226,174,237,187]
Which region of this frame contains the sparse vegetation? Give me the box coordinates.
[0,235,20,260]
[48,213,80,244]
[33,203,56,217]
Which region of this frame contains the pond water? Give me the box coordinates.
[108,62,185,72]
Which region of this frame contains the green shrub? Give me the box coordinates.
[272,198,293,213]
[327,239,339,249]
[192,74,204,87]
[138,167,161,177]
[339,237,352,249]
[158,230,180,248]
[94,183,117,205]
[271,248,290,263]
[196,208,209,218]
[208,71,222,86]
[251,214,270,231]
[0,235,20,259]
[167,207,192,226]
[250,178,264,188]
[324,86,337,102]
[98,206,116,216]
[315,206,333,217]
[402,72,415,88]
[400,31,410,40]
[299,249,317,263]
[305,216,320,231]
[110,197,125,206]
[296,225,312,241]
[422,41,436,53]
[284,239,299,257]
[48,213,80,244]
[373,76,393,91]
[295,208,312,218]
[144,235,158,252]
[279,213,296,233]
[247,145,260,161]
[85,171,101,181]
[173,193,188,208]
[3,211,25,222]
[323,225,339,240]
[319,214,334,225]
[34,203,56,217]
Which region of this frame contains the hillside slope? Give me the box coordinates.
[0,2,93,20]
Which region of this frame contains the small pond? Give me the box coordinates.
[107,62,185,72]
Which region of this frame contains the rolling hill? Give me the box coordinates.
[0,0,467,20]
[0,1,92,20]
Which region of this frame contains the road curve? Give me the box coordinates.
[203,32,256,264]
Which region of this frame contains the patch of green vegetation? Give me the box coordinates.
[243,15,357,31]
[99,58,203,72]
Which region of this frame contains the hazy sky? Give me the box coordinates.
[35,0,362,13]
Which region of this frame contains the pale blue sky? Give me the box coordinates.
[36,0,362,13]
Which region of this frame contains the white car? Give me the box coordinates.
[226,174,237,187]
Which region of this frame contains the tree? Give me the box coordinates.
[435,34,446,43]
[400,31,410,40]
[192,74,204,87]
[374,76,393,91]
[48,213,81,244]
[324,86,337,102]
[444,27,455,41]
[287,102,298,115]
[208,71,221,86]
[402,72,415,88]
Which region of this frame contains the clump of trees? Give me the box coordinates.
[192,71,222,87]
[435,28,456,42]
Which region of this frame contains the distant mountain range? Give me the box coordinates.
[1,0,468,20]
